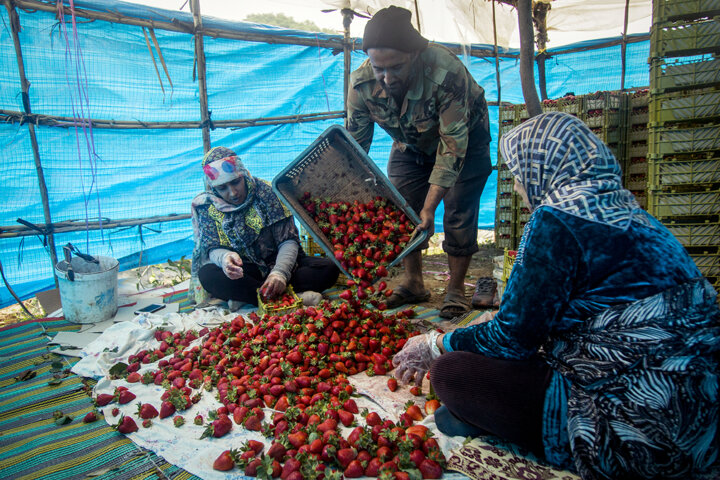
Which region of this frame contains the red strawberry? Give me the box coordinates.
[387,378,398,392]
[142,418,153,428]
[281,457,301,480]
[202,414,232,438]
[95,393,114,406]
[406,404,424,421]
[410,449,426,468]
[337,409,354,427]
[410,386,422,396]
[136,402,159,419]
[287,431,307,449]
[117,390,136,405]
[425,399,441,415]
[344,460,364,478]
[213,450,235,471]
[419,458,442,479]
[343,398,359,414]
[267,441,287,460]
[83,411,98,423]
[111,407,120,417]
[126,372,141,383]
[244,458,262,476]
[159,401,175,419]
[194,414,204,425]
[365,457,383,477]
[243,414,262,431]
[366,411,382,426]
[173,416,184,427]
[246,440,264,455]
[115,415,138,434]
[336,447,357,468]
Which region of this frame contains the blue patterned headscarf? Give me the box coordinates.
[500,112,638,230]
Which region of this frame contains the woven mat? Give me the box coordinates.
[0,317,200,480]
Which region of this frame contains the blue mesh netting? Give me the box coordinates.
[0,0,649,307]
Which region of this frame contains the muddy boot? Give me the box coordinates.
[471,277,497,309]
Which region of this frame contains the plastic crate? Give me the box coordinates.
[649,189,720,217]
[665,220,720,247]
[497,177,515,193]
[496,192,515,210]
[650,18,720,58]
[584,91,624,111]
[496,208,514,223]
[583,109,624,128]
[272,125,427,282]
[653,0,720,24]
[626,158,649,175]
[299,226,326,257]
[649,155,720,187]
[649,124,720,154]
[650,57,720,93]
[557,96,583,115]
[590,126,622,144]
[650,89,720,125]
[627,142,649,159]
[627,126,649,142]
[257,285,302,317]
[501,249,517,282]
[500,106,516,121]
[691,253,720,276]
[495,222,515,250]
[630,89,650,107]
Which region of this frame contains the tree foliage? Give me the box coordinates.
[244,13,336,34]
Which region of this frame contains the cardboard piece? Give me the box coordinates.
[35,288,62,315]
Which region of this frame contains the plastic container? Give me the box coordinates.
[502,249,517,283]
[257,285,301,317]
[650,18,720,58]
[651,89,720,125]
[649,189,720,217]
[649,155,720,187]
[272,125,427,283]
[691,253,719,276]
[653,0,720,25]
[650,57,720,93]
[665,220,720,247]
[649,124,720,155]
[55,256,119,324]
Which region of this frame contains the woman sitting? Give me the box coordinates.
[392,112,719,479]
[190,147,339,309]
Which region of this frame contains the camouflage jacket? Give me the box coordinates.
[347,44,490,188]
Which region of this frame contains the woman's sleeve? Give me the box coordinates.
[444,209,583,359]
[195,205,225,252]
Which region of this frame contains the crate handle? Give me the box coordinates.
[364,175,378,187]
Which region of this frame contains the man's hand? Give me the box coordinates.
[417,184,448,236]
[260,273,286,299]
[221,252,244,280]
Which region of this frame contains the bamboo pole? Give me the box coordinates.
[517,0,542,117]
[621,0,630,91]
[0,214,192,239]
[0,109,345,129]
[190,0,210,152]
[4,0,59,285]
[342,9,353,127]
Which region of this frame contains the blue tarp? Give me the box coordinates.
[0,0,650,307]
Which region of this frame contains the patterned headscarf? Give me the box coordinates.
[202,146,250,187]
[500,112,638,230]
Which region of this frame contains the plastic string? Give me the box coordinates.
[56,0,104,249]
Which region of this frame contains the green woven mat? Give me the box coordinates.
[0,318,200,480]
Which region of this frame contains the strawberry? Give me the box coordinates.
[136,402,159,419]
[126,372,141,383]
[366,411,382,427]
[281,457,301,480]
[287,431,307,449]
[142,418,152,428]
[194,414,204,425]
[387,378,398,392]
[116,390,136,405]
[111,407,120,417]
[406,404,424,421]
[337,409,354,427]
[95,393,114,406]
[267,441,287,460]
[201,414,232,438]
[343,398,359,414]
[343,460,364,478]
[213,449,235,471]
[245,458,262,476]
[365,457,383,477]
[410,449,426,468]
[173,415,184,427]
[159,401,175,419]
[115,415,138,434]
[82,411,98,423]
[424,399,441,415]
[244,414,263,431]
[410,386,422,396]
[246,440,264,455]
[419,458,442,479]
[336,447,357,468]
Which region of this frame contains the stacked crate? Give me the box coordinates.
[583,91,627,162]
[624,89,651,208]
[648,0,720,291]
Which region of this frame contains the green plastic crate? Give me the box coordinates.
[650,57,720,93]
[649,189,720,217]
[650,18,720,58]
[650,89,720,125]
[649,155,720,187]
[665,220,720,247]
[649,124,720,155]
[653,0,720,24]
[691,253,720,276]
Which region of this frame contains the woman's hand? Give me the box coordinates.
[260,273,286,299]
[222,252,244,280]
[392,331,442,386]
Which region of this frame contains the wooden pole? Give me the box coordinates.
[517,0,542,117]
[492,0,502,130]
[342,9,354,126]
[190,0,211,152]
[533,2,550,101]
[413,0,422,33]
[4,0,59,285]
[621,0,630,91]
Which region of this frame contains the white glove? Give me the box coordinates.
[221,252,244,280]
[392,331,442,386]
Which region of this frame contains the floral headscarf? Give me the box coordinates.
[500,112,638,230]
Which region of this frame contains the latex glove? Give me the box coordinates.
[392,331,442,386]
[260,272,287,300]
[221,252,244,280]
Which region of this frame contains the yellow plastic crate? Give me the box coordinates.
[650,89,720,125]
[665,220,720,247]
[649,124,720,155]
[649,189,720,218]
[649,155,720,188]
[691,253,720,276]
[257,285,301,317]
[502,249,517,282]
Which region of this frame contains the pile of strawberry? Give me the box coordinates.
[100,292,449,479]
[299,194,415,283]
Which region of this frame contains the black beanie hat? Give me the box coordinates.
[362,6,428,53]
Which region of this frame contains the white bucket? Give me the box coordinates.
[55,256,119,324]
